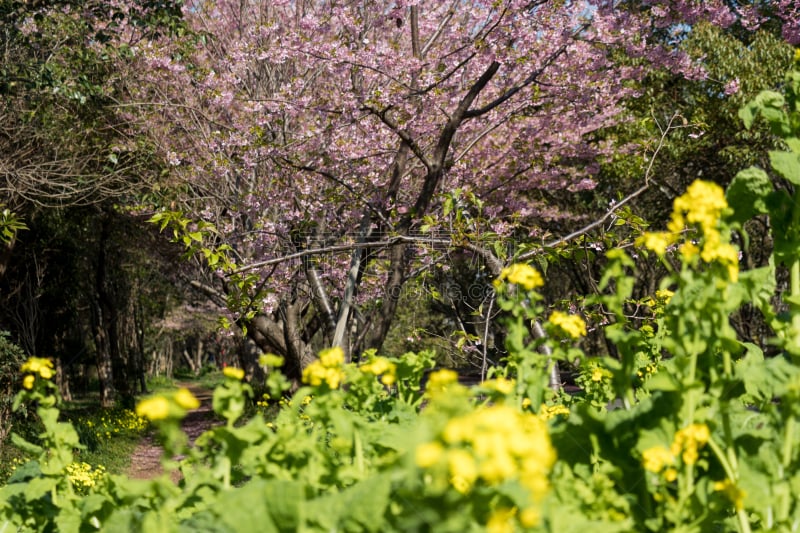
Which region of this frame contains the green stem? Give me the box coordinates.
[782,416,796,469]
[354,429,365,474]
[736,509,753,533]
[722,351,732,379]
[720,352,739,474]
[707,436,736,492]
[708,436,751,533]
[686,350,698,423]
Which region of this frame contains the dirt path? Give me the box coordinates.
[126,383,217,480]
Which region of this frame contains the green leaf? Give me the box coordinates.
[263,480,304,531]
[307,474,392,532]
[24,475,58,500]
[769,150,800,185]
[726,167,773,223]
[10,433,43,455]
[786,137,800,153]
[208,480,286,533]
[7,460,42,483]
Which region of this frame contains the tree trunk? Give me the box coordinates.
[92,211,119,407]
[92,299,115,407]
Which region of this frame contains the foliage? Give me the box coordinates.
[0,332,27,443]
[0,208,27,245]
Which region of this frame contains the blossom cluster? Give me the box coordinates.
[641,423,711,481]
[359,356,397,386]
[20,357,54,389]
[135,388,200,421]
[223,366,245,380]
[424,369,462,397]
[639,180,739,281]
[548,310,587,339]
[494,263,544,291]
[65,462,107,494]
[539,403,570,420]
[78,409,148,442]
[301,347,346,389]
[415,404,556,526]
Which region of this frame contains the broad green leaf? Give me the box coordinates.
[786,137,800,153]
[209,480,282,533]
[769,150,800,185]
[306,474,392,532]
[726,167,773,223]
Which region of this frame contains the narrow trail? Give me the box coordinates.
[126,383,217,481]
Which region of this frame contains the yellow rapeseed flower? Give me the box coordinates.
[548,311,587,339]
[301,347,347,388]
[174,388,200,410]
[259,353,284,367]
[223,366,245,380]
[135,396,171,421]
[638,231,673,256]
[21,357,54,379]
[319,346,345,367]
[679,241,700,261]
[673,180,727,233]
[667,180,739,280]
[302,351,346,388]
[22,374,35,389]
[415,441,444,468]
[539,403,570,420]
[671,423,710,465]
[714,478,746,510]
[416,404,555,510]
[519,507,541,528]
[497,263,544,291]
[360,356,397,386]
[642,445,675,473]
[447,449,478,493]
[486,507,517,533]
[655,289,674,303]
[426,369,460,396]
[482,377,515,395]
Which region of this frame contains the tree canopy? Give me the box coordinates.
[1,0,798,392]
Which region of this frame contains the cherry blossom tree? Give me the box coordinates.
[118,0,799,381]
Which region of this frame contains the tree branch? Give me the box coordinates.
[463,30,582,119]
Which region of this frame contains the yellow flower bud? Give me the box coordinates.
[223,366,245,380]
[135,396,171,421]
[174,388,200,410]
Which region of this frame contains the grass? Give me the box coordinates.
[62,402,151,475]
[195,370,226,390]
[146,374,178,394]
